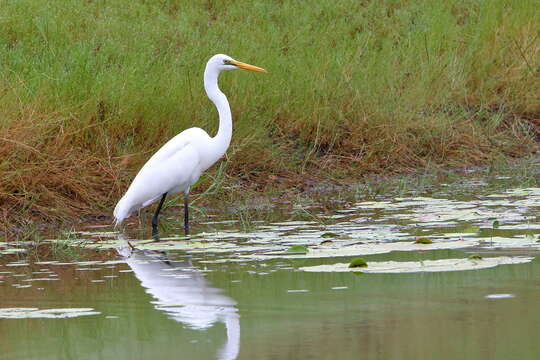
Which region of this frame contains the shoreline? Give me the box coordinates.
[3,154,538,241]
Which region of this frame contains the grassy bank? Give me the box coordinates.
[1,0,539,234]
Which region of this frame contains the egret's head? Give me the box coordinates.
[209,54,267,73]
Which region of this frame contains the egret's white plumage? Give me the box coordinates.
[113,54,266,232]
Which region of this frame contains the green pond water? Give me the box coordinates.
[1,178,540,359]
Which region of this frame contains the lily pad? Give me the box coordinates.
[476,236,540,248]
[286,245,308,254]
[414,237,433,244]
[462,226,481,233]
[244,238,480,260]
[300,256,533,273]
[321,232,339,238]
[0,307,101,319]
[348,258,368,268]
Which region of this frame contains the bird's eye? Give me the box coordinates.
[223,60,231,65]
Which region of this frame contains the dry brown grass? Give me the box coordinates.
[0,110,125,235]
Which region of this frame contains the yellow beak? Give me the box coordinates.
[231,60,267,73]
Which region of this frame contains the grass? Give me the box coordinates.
[1,0,539,235]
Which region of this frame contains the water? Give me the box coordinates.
[1,181,539,359]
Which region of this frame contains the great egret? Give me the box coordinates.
[113,54,266,236]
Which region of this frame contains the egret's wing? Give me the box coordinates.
[143,127,207,166]
[128,144,201,206]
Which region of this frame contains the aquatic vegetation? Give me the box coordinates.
[463,226,481,233]
[48,182,540,262]
[244,239,481,260]
[348,258,368,268]
[19,185,540,277]
[300,257,534,274]
[49,239,84,261]
[415,237,433,244]
[0,308,100,319]
[74,231,120,238]
[286,245,309,254]
[321,232,339,238]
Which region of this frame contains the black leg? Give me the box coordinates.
[184,192,189,236]
[152,193,167,238]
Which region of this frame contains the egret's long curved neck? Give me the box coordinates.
[204,65,232,163]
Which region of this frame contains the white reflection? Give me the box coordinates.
[117,243,239,360]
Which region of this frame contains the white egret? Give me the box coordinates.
[113,54,266,236]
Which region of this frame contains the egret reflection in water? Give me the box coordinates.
[117,240,240,360]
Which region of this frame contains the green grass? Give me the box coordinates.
[0,0,539,232]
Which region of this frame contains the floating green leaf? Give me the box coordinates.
[286,245,308,254]
[415,237,433,244]
[468,254,483,260]
[321,232,339,238]
[463,226,480,233]
[348,258,368,268]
